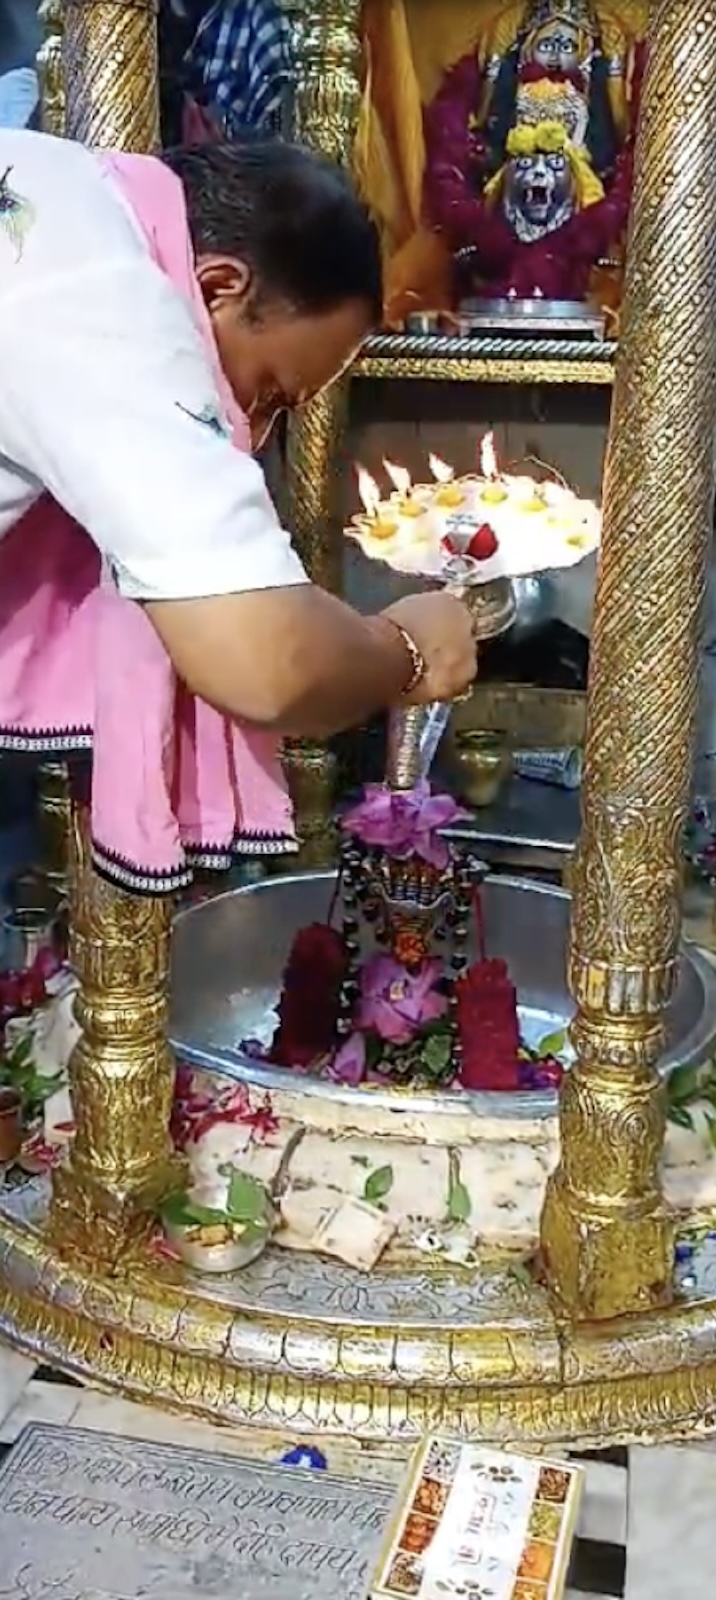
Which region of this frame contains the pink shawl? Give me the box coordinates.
[0,152,295,892]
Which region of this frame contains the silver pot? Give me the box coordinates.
[164,1218,272,1274]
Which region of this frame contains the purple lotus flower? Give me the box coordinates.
[327,1032,367,1086]
[357,954,448,1045]
[342,781,468,870]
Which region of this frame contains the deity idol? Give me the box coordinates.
[355,0,646,321]
[423,0,646,306]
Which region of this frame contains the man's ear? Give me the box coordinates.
[194,254,253,313]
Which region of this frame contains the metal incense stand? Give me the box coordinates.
[386,572,516,790]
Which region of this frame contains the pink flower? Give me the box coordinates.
[357,955,448,1045]
[327,1033,367,1086]
[342,781,468,870]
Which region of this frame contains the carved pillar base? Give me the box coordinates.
[48,807,183,1266]
[541,1057,674,1320]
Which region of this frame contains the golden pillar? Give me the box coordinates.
[38,0,66,135]
[51,810,179,1262]
[50,0,179,1264]
[62,0,159,151]
[541,0,716,1320]
[37,760,72,907]
[282,0,363,866]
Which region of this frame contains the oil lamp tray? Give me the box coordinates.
[169,873,716,1117]
[457,298,606,338]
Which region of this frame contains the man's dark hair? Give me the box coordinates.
[163,139,383,322]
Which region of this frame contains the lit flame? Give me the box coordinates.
[480,430,499,480]
[383,458,412,496]
[355,463,381,518]
[429,453,454,484]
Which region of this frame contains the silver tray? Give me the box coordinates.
[457,297,606,338]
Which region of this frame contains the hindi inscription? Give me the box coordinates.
[0,1424,393,1600]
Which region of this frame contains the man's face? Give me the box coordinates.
[196,256,372,449]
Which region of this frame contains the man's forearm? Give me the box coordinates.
[145,585,412,733]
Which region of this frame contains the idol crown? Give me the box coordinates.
[528,0,596,32]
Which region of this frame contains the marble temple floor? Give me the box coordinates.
[0,1335,713,1599]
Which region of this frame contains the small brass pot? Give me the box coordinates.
[447,730,512,808]
[0,1088,23,1165]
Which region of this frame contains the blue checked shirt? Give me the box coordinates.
[188,0,293,135]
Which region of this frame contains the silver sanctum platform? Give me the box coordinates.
[0,1424,393,1599]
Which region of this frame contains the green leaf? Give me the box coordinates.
[363,1165,394,1203]
[422,1034,453,1074]
[668,1104,694,1130]
[6,1035,35,1070]
[509,1262,533,1288]
[448,1179,472,1224]
[235,1219,270,1247]
[668,1064,702,1107]
[160,1193,227,1229]
[226,1168,270,1224]
[536,1029,567,1059]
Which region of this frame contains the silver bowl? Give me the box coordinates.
[168,873,716,1121]
[164,1220,271,1275]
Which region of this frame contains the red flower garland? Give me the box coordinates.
[270,924,348,1070]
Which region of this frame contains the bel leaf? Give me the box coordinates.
[226,1168,270,1224]
[364,1165,394,1203]
[668,1104,694,1130]
[423,1034,452,1073]
[448,1179,472,1224]
[160,1193,227,1229]
[536,1029,567,1059]
[668,1064,702,1107]
[235,1219,270,1248]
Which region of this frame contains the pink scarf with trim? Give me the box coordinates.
[0,152,295,892]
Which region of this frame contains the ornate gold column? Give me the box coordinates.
[38,1,66,134]
[51,810,179,1261]
[49,0,178,1265]
[62,0,159,151]
[541,0,716,1320]
[37,762,72,902]
[281,0,363,866]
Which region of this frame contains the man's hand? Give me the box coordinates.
[382,592,477,704]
